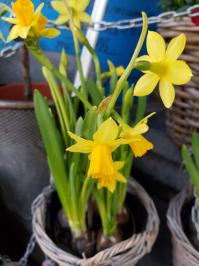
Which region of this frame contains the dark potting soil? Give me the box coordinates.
[45,190,148,259]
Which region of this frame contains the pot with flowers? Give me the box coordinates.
[159,0,199,146]
[167,133,199,265]
[1,0,192,264]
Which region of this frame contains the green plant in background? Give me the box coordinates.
[161,0,199,11]
[0,0,193,254]
[182,133,199,201]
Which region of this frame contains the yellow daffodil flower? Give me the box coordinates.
[120,113,155,157]
[2,0,59,41]
[102,60,125,78]
[134,31,193,108]
[51,0,91,28]
[66,118,126,192]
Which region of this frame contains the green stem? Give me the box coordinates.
[72,31,87,99]
[74,28,104,96]
[25,39,92,110]
[106,12,148,117]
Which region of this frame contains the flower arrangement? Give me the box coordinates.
[0,0,192,256]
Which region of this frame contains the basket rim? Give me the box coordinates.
[32,178,160,266]
[167,183,199,258]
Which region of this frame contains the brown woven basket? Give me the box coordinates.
[32,179,160,266]
[167,183,199,266]
[158,17,199,146]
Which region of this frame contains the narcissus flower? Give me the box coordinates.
[102,60,125,78]
[51,0,91,28]
[120,113,154,157]
[3,0,59,41]
[67,118,126,192]
[134,31,192,108]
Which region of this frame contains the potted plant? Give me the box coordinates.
[159,0,199,146]
[167,133,199,265]
[1,0,192,264]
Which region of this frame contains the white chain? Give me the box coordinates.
[0,4,199,58]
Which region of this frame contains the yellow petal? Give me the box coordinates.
[7,25,20,41]
[41,28,60,38]
[76,0,90,11]
[129,135,153,157]
[130,112,156,136]
[78,11,91,22]
[2,17,18,24]
[51,1,66,15]
[116,172,127,183]
[166,33,186,61]
[73,13,81,28]
[116,66,125,76]
[66,131,93,153]
[166,60,192,85]
[136,55,151,62]
[114,161,125,170]
[93,118,118,143]
[147,31,166,62]
[97,178,116,193]
[54,15,68,25]
[134,72,159,96]
[159,79,175,108]
[19,26,31,38]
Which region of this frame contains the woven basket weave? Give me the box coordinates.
[32,179,160,266]
[158,17,199,146]
[167,183,199,266]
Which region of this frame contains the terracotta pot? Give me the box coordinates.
[0,83,52,234]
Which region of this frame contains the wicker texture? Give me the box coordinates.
[158,18,199,146]
[167,184,199,266]
[32,179,160,266]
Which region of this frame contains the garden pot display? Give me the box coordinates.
[0,83,52,232]
[32,179,159,266]
[158,17,199,146]
[167,183,199,266]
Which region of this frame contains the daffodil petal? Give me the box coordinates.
[166,33,186,61]
[41,28,60,38]
[67,131,93,153]
[159,79,175,108]
[93,118,118,143]
[51,1,65,13]
[116,173,127,183]
[73,13,81,28]
[7,25,20,41]
[134,73,159,96]
[76,0,90,11]
[147,31,166,62]
[136,55,151,62]
[129,135,154,157]
[114,161,125,170]
[54,15,68,25]
[166,60,192,85]
[19,25,31,38]
[66,143,92,153]
[2,17,18,24]
[78,11,91,22]
[107,60,115,73]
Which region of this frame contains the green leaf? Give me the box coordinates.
[34,90,69,215]
[192,133,199,172]
[109,72,118,95]
[82,107,98,139]
[182,144,199,198]
[87,78,102,106]
[135,96,147,124]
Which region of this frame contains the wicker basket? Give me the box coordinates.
[158,17,199,146]
[32,179,160,266]
[167,183,199,266]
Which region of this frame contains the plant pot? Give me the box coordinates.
[167,183,199,266]
[32,178,160,266]
[158,17,199,146]
[0,83,52,233]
